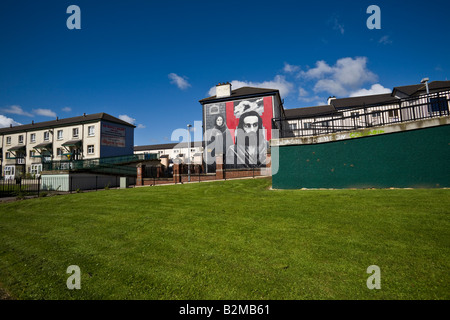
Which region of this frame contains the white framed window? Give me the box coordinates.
[30,133,36,143]
[388,109,399,118]
[44,131,50,141]
[6,136,11,145]
[30,164,42,175]
[289,123,298,130]
[304,122,312,129]
[57,148,63,156]
[18,135,24,144]
[73,128,79,138]
[88,126,95,136]
[4,166,15,177]
[57,130,63,140]
[30,150,36,157]
[6,152,11,159]
[87,145,94,154]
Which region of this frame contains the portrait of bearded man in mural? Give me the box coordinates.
[226,110,268,168]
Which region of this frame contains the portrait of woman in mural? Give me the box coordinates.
[205,114,233,160]
[226,110,268,168]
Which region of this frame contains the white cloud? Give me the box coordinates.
[137,124,146,129]
[0,115,22,128]
[298,87,309,97]
[297,87,324,104]
[329,15,344,35]
[33,108,57,117]
[349,84,391,97]
[208,75,294,98]
[283,62,300,73]
[378,35,392,45]
[298,57,378,96]
[1,105,33,117]
[118,114,136,124]
[168,73,191,90]
[299,60,334,79]
[62,107,72,112]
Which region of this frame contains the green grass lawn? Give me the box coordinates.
[0,177,449,300]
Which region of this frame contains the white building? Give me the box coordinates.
[0,113,135,179]
[134,141,204,166]
[281,80,450,137]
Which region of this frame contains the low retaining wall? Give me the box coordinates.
[40,173,136,191]
[271,118,450,189]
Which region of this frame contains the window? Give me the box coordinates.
[289,123,298,130]
[73,128,79,138]
[429,97,448,113]
[57,130,63,140]
[19,135,24,144]
[6,152,11,159]
[303,122,312,129]
[30,164,42,175]
[6,136,11,145]
[30,150,36,157]
[191,148,196,153]
[57,148,63,156]
[88,126,95,136]
[87,145,94,154]
[158,150,164,155]
[351,112,360,118]
[44,131,50,141]
[30,133,36,143]
[388,110,399,118]
[371,111,381,118]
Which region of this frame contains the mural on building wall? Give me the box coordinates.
[101,123,126,147]
[205,96,273,169]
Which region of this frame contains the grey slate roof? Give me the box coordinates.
[0,113,136,134]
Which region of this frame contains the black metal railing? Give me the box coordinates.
[0,174,137,198]
[41,153,158,175]
[274,91,450,138]
[0,177,42,198]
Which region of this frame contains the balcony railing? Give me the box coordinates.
[42,153,159,175]
[274,91,450,138]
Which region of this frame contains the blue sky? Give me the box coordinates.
[0,0,449,146]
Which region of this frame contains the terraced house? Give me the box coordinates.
[0,113,135,179]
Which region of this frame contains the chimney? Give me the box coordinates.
[327,96,336,105]
[215,82,232,98]
[32,120,34,125]
[56,117,59,121]
[83,113,86,117]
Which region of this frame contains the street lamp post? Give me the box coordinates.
[187,124,192,182]
[421,77,430,95]
[421,78,430,114]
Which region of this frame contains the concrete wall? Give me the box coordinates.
[272,121,450,189]
[41,173,136,191]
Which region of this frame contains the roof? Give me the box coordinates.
[284,105,337,119]
[199,86,280,104]
[134,141,204,152]
[62,139,82,147]
[330,93,399,109]
[393,81,450,97]
[0,113,136,135]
